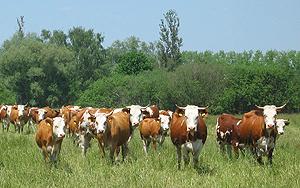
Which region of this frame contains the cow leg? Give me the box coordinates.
[192,140,203,168]
[110,144,117,164]
[268,148,274,165]
[255,148,263,165]
[182,145,190,166]
[142,139,148,155]
[97,138,105,158]
[152,136,157,151]
[176,146,182,169]
[80,134,92,156]
[121,144,128,161]
[41,146,49,162]
[226,144,232,158]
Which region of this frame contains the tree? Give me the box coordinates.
[157,10,183,71]
[115,51,153,75]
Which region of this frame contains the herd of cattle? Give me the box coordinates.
[0,103,290,168]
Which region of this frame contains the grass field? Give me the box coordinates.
[0,114,299,187]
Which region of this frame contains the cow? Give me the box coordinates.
[77,108,113,156]
[93,110,131,163]
[35,117,66,162]
[158,110,172,145]
[0,105,8,131]
[231,104,286,164]
[43,106,60,118]
[122,105,149,142]
[9,104,29,133]
[143,105,159,119]
[170,105,208,169]
[139,118,161,154]
[216,113,242,155]
[27,107,48,133]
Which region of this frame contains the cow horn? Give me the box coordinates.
[276,103,286,110]
[255,105,264,109]
[105,110,113,117]
[198,106,208,110]
[175,104,185,110]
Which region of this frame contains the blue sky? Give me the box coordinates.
[1,0,299,52]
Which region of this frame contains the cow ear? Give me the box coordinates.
[108,116,113,124]
[88,115,95,122]
[45,117,53,126]
[284,119,290,126]
[175,108,184,117]
[122,108,130,114]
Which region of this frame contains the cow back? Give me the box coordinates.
[140,118,161,139]
[107,112,131,146]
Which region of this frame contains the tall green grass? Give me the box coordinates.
[0,114,299,187]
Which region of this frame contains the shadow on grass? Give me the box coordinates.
[194,163,216,175]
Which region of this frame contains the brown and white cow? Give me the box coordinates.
[27,107,48,133]
[170,105,208,169]
[158,110,172,145]
[216,113,241,155]
[43,106,60,118]
[93,110,131,163]
[231,104,286,164]
[77,108,113,156]
[139,118,161,154]
[9,104,29,133]
[0,105,9,131]
[143,105,159,119]
[35,117,66,162]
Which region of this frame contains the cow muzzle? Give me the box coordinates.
[267,124,274,128]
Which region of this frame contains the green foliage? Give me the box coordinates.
[115,51,153,75]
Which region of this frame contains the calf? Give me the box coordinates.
[35,117,65,162]
[170,105,208,169]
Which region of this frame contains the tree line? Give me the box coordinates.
[0,11,299,114]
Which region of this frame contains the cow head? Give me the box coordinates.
[159,113,171,132]
[125,105,148,127]
[52,117,66,139]
[36,109,47,123]
[94,111,113,134]
[255,104,286,129]
[17,105,27,117]
[79,110,93,130]
[175,104,208,134]
[276,119,290,135]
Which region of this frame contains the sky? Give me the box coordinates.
[1,0,300,52]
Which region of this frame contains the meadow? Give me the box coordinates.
[0,114,299,188]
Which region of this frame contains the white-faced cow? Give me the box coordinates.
[170,105,208,169]
[35,117,66,162]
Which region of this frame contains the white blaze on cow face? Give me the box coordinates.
[37,109,47,122]
[127,105,144,127]
[17,105,26,117]
[261,105,278,128]
[145,107,153,117]
[95,113,108,134]
[159,114,170,131]
[53,117,65,138]
[276,119,289,135]
[184,105,200,132]
[80,110,92,128]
